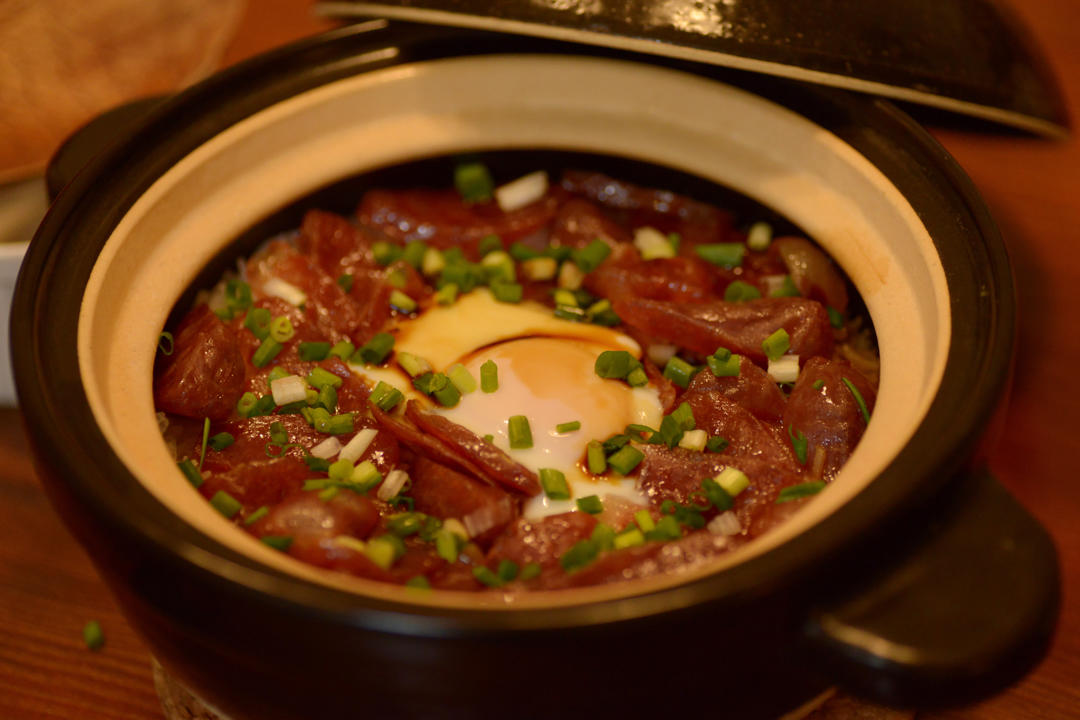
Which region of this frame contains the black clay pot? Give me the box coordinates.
[12,21,1057,720]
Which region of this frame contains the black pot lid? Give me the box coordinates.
[316,0,1068,137]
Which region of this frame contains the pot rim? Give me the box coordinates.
[13,21,1015,633]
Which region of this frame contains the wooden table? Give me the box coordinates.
[1,0,1077,717]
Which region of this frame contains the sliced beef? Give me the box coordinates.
[154,304,246,420]
[409,456,517,544]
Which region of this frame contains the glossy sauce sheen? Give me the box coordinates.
[153,170,878,592]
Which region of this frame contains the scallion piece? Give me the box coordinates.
[369,381,404,412]
[397,351,432,378]
[434,282,459,306]
[701,477,733,511]
[626,366,649,387]
[555,420,581,434]
[261,535,294,551]
[497,559,519,583]
[715,467,749,496]
[244,506,269,526]
[662,356,697,389]
[365,535,405,570]
[634,509,656,532]
[389,290,417,314]
[508,415,533,449]
[571,239,611,273]
[788,425,808,465]
[269,421,289,446]
[209,490,242,518]
[252,338,283,368]
[614,527,645,549]
[770,275,801,298]
[842,377,871,423]
[607,445,644,475]
[386,512,424,537]
[473,566,504,587]
[480,359,498,393]
[812,379,825,390]
[447,364,477,394]
[827,306,845,329]
[435,528,464,563]
[559,539,600,573]
[776,481,827,503]
[762,328,791,361]
[576,495,603,514]
[83,620,105,651]
[706,436,729,453]
[707,352,741,378]
[401,241,427,270]
[478,233,502,256]
[325,413,355,435]
[519,562,542,580]
[645,515,682,542]
[724,280,761,302]
[586,441,607,474]
[490,281,523,303]
[455,162,494,203]
[269,315,295,343]
[594,350,634,379]
[178,459,203,488]
[354,332,394,365]
[243,307,272,340]
[372,241,403,266]
[299,341,331,361]
[158,331,174,356]
[432,377,461,407]
[337,273,354,293]
[696,243,745,268]
[670,402,695,431]
[539,468,571,500]
[307,366,343,390]
[386,269,407,289]
[208,432,234,451]
[510,242,541,261]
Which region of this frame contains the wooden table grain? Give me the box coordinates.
[1,0,1078,718]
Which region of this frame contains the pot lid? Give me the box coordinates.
[315,0,1068,138]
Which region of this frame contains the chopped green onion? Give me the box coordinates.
[83,620,105,651]
[626,366,649,387]
[261,535,294,551]
[386,269,407,289]
[267,366,290,386]
[401,241,427,270]
[365,535,405,570]
[299,341,331,361]
[701,477,733,511]
[481,251,516,284]
[372,241,403,266]
[510,242,542,261]
[776,481,827,503]
[576,495,603,514]
[158,331,174,355]
[307,366,343,390]
[317,385,337,412]
[490,281,523,303]
[325,413,355,435]
[614,527,645,549]
[553,289,578,308]
[559,539,600,573]
[812,379,825,390]
[645,515,682,542]
[827,307,845,329]
[389,290,417,314]
[406,576,431,590]
[435,528,464,563]
[432,377,461,408]
[210,490,242,518]
[788,425,808,465]
[842,377,871,423]
[455,162,494,203]
[706,436,729,453]
[473,566,504,587]
[601,433,631,454]
[337,273,354,293]
[317,486,340,502]
[351,460,383,491]
[304,455,331,472]
[634,226,676,260]
[696,243,745,268]
[252,338,283,368]
[508,415,533,449]
[539,468,571,500]
[572,239,611,273]
[483,434,494,443]
[496,559,519,583]
[236,391,258,416]
[269,316,294,343]
[519,562,542,580]
[397,351,432,378]
[662,356,697,389]
[715,467,749,496]
[354,332,394,365]
[670,402,695,431]
[198,417,211,470]
[244,506,269,526]
[586,441,607,474]
[244,307,272,340]
[607,445,644,475]
[591,523,616,551]
[208,432,234,451]
[678,428,708,452]
[480,360,498,392]
[370,381,404,412]
[707,352,741,378]
[746,221,773,251]
[770,275,801,298]
[269,421,289,446]
[724,280,762,302]
[555,420,581,434]
[521,256,557,280]
[387,512,424,537]
[762,328,791,360]
[328,458,354,481]
[595,350,635,380]
[439,262,485,293]
[478,233,502,256]
[434,282,459,306]
[422,247,446,277]
[447,364,477,394]
[634,509,656,532]
[178,459,203,488]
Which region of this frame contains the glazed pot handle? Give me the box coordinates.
[801,467,1059,707]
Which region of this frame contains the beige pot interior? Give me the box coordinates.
[78,54,950,610]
